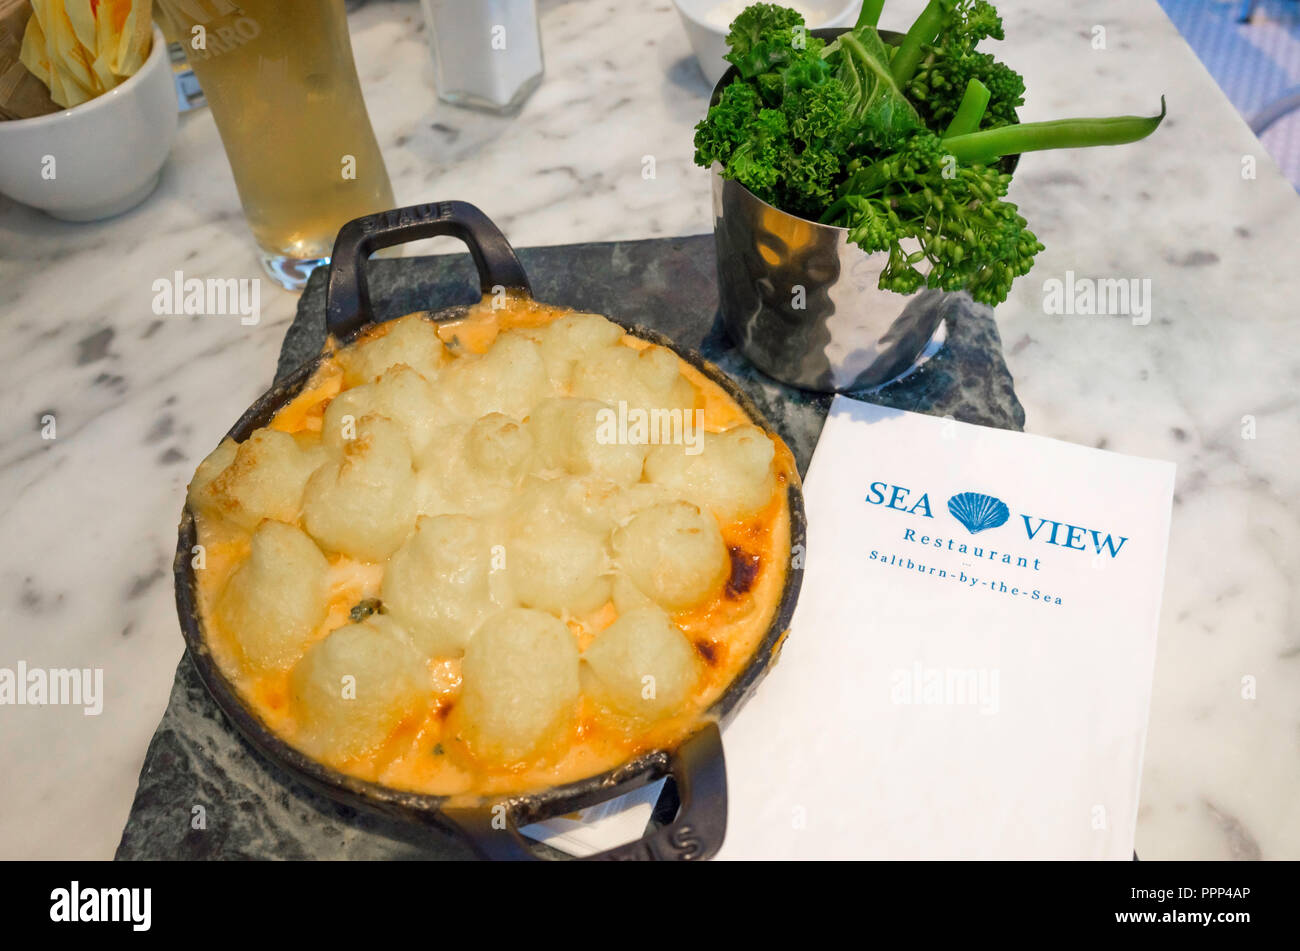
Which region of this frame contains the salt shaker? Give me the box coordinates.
[420,0,545,114]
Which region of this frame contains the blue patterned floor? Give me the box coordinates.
[1158,0,1300,187]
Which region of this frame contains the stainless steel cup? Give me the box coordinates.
[708,26,1004,393]
[712,170,957,392]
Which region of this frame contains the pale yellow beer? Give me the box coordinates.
[156,0,395,286]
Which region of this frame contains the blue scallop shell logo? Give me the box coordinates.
[947,492,1010,534]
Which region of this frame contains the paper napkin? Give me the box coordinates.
[519,779,665,857]
[716,397,1176,860]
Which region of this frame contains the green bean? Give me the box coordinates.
[942,79,991,139]
[857,0,887,29]
[941,97,1167,165]
[890,0,949,86]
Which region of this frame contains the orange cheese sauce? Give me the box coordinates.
[193,295,798,802]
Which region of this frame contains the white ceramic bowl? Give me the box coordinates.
[673,0,861,87]
[0,25,177,221]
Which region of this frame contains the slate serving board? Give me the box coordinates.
[116,233,1025,860]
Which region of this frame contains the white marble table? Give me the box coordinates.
[0,0,1296,860]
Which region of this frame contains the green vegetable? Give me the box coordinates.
[823,132,1044,305]
[889,0,951,87]
[857,0,887,29]
[722,2,818,79]
[906,0,1023,132]
[696,5,858,218]
[693,1,1165,306]
[942,78,991,139]
[349,597,382,622]
[831,27,923,149]
[941,97,1168,165]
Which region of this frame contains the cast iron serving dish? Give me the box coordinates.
[173,201,807,861]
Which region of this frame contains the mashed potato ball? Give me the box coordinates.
[381,515,506,658]
[528,397,647,486]
[414,414,535,518]
[534,312,624,387]
[187,437,239,518]
[322,364,440,457]
[302,414,418,561]
[458,608,580,762]
[613,500,728,611]
[644,425,776,522]
[339,313,446,386]
[505,478,611,616]
[216,521,329,672]
[571,343,696,417]
[437,330,553,420]
[583,607,700,718]
[204,427,325,531]
[464,412,535,480]
[611,572,656,613]
[289,615,429,761]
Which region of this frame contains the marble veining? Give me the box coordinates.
[0,0,1297,858]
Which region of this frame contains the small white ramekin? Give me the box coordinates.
[0,25,178,221]
[673,0,862,87]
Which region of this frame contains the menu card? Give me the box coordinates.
[717,398,1176,859]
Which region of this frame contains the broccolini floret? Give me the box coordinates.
[906,0,1024,132]
[830,132,1043,305]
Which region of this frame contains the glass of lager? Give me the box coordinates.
[155,0,395,289]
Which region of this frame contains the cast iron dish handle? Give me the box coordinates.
[325,200,532,340]
[442,722,728,861]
